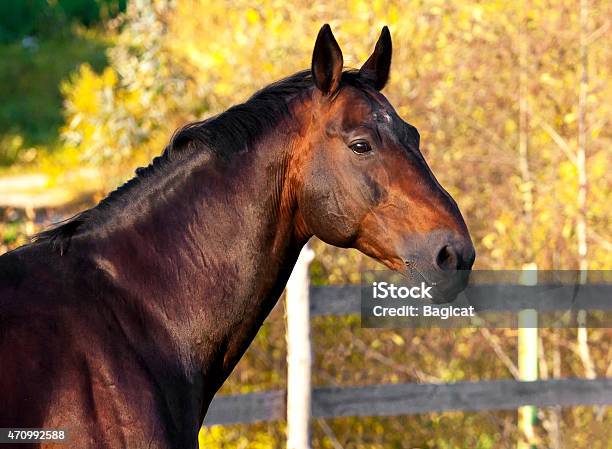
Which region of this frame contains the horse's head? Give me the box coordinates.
[295,25,475,301]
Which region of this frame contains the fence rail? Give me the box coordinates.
[204,282,612,428]
[310,284,612,316]
[204,378,612,425]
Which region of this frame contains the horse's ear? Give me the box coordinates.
[311,24,343,96]
[359,26,392,91]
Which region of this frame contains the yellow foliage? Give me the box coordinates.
[199,425,278,448]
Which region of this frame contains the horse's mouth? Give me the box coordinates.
[400,259,472,304]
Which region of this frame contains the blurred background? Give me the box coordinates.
[0,0,610,448]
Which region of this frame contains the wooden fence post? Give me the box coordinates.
[286,244,314,449]
[518,264,538,449]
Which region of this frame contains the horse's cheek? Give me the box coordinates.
[299,181,362,247]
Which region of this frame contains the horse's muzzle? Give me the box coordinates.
[400,229,475,303]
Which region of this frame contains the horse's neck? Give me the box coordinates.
[89,132,306,380]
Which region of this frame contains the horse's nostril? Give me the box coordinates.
[435,245,458,272]
[465,246,476,269]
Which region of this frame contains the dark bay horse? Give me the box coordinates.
[0,25,474,448]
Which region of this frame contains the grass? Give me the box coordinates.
[0,29,109,164]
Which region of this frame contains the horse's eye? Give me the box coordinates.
[349,141,372,154]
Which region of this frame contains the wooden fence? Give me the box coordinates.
[205,378,612,426]
[202,260,612,442]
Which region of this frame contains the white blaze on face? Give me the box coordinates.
[373,111,392,124]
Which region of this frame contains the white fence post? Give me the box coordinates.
[518,264,538,449]
[286,244,314,449]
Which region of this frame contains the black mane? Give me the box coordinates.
[34,70,368,252]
